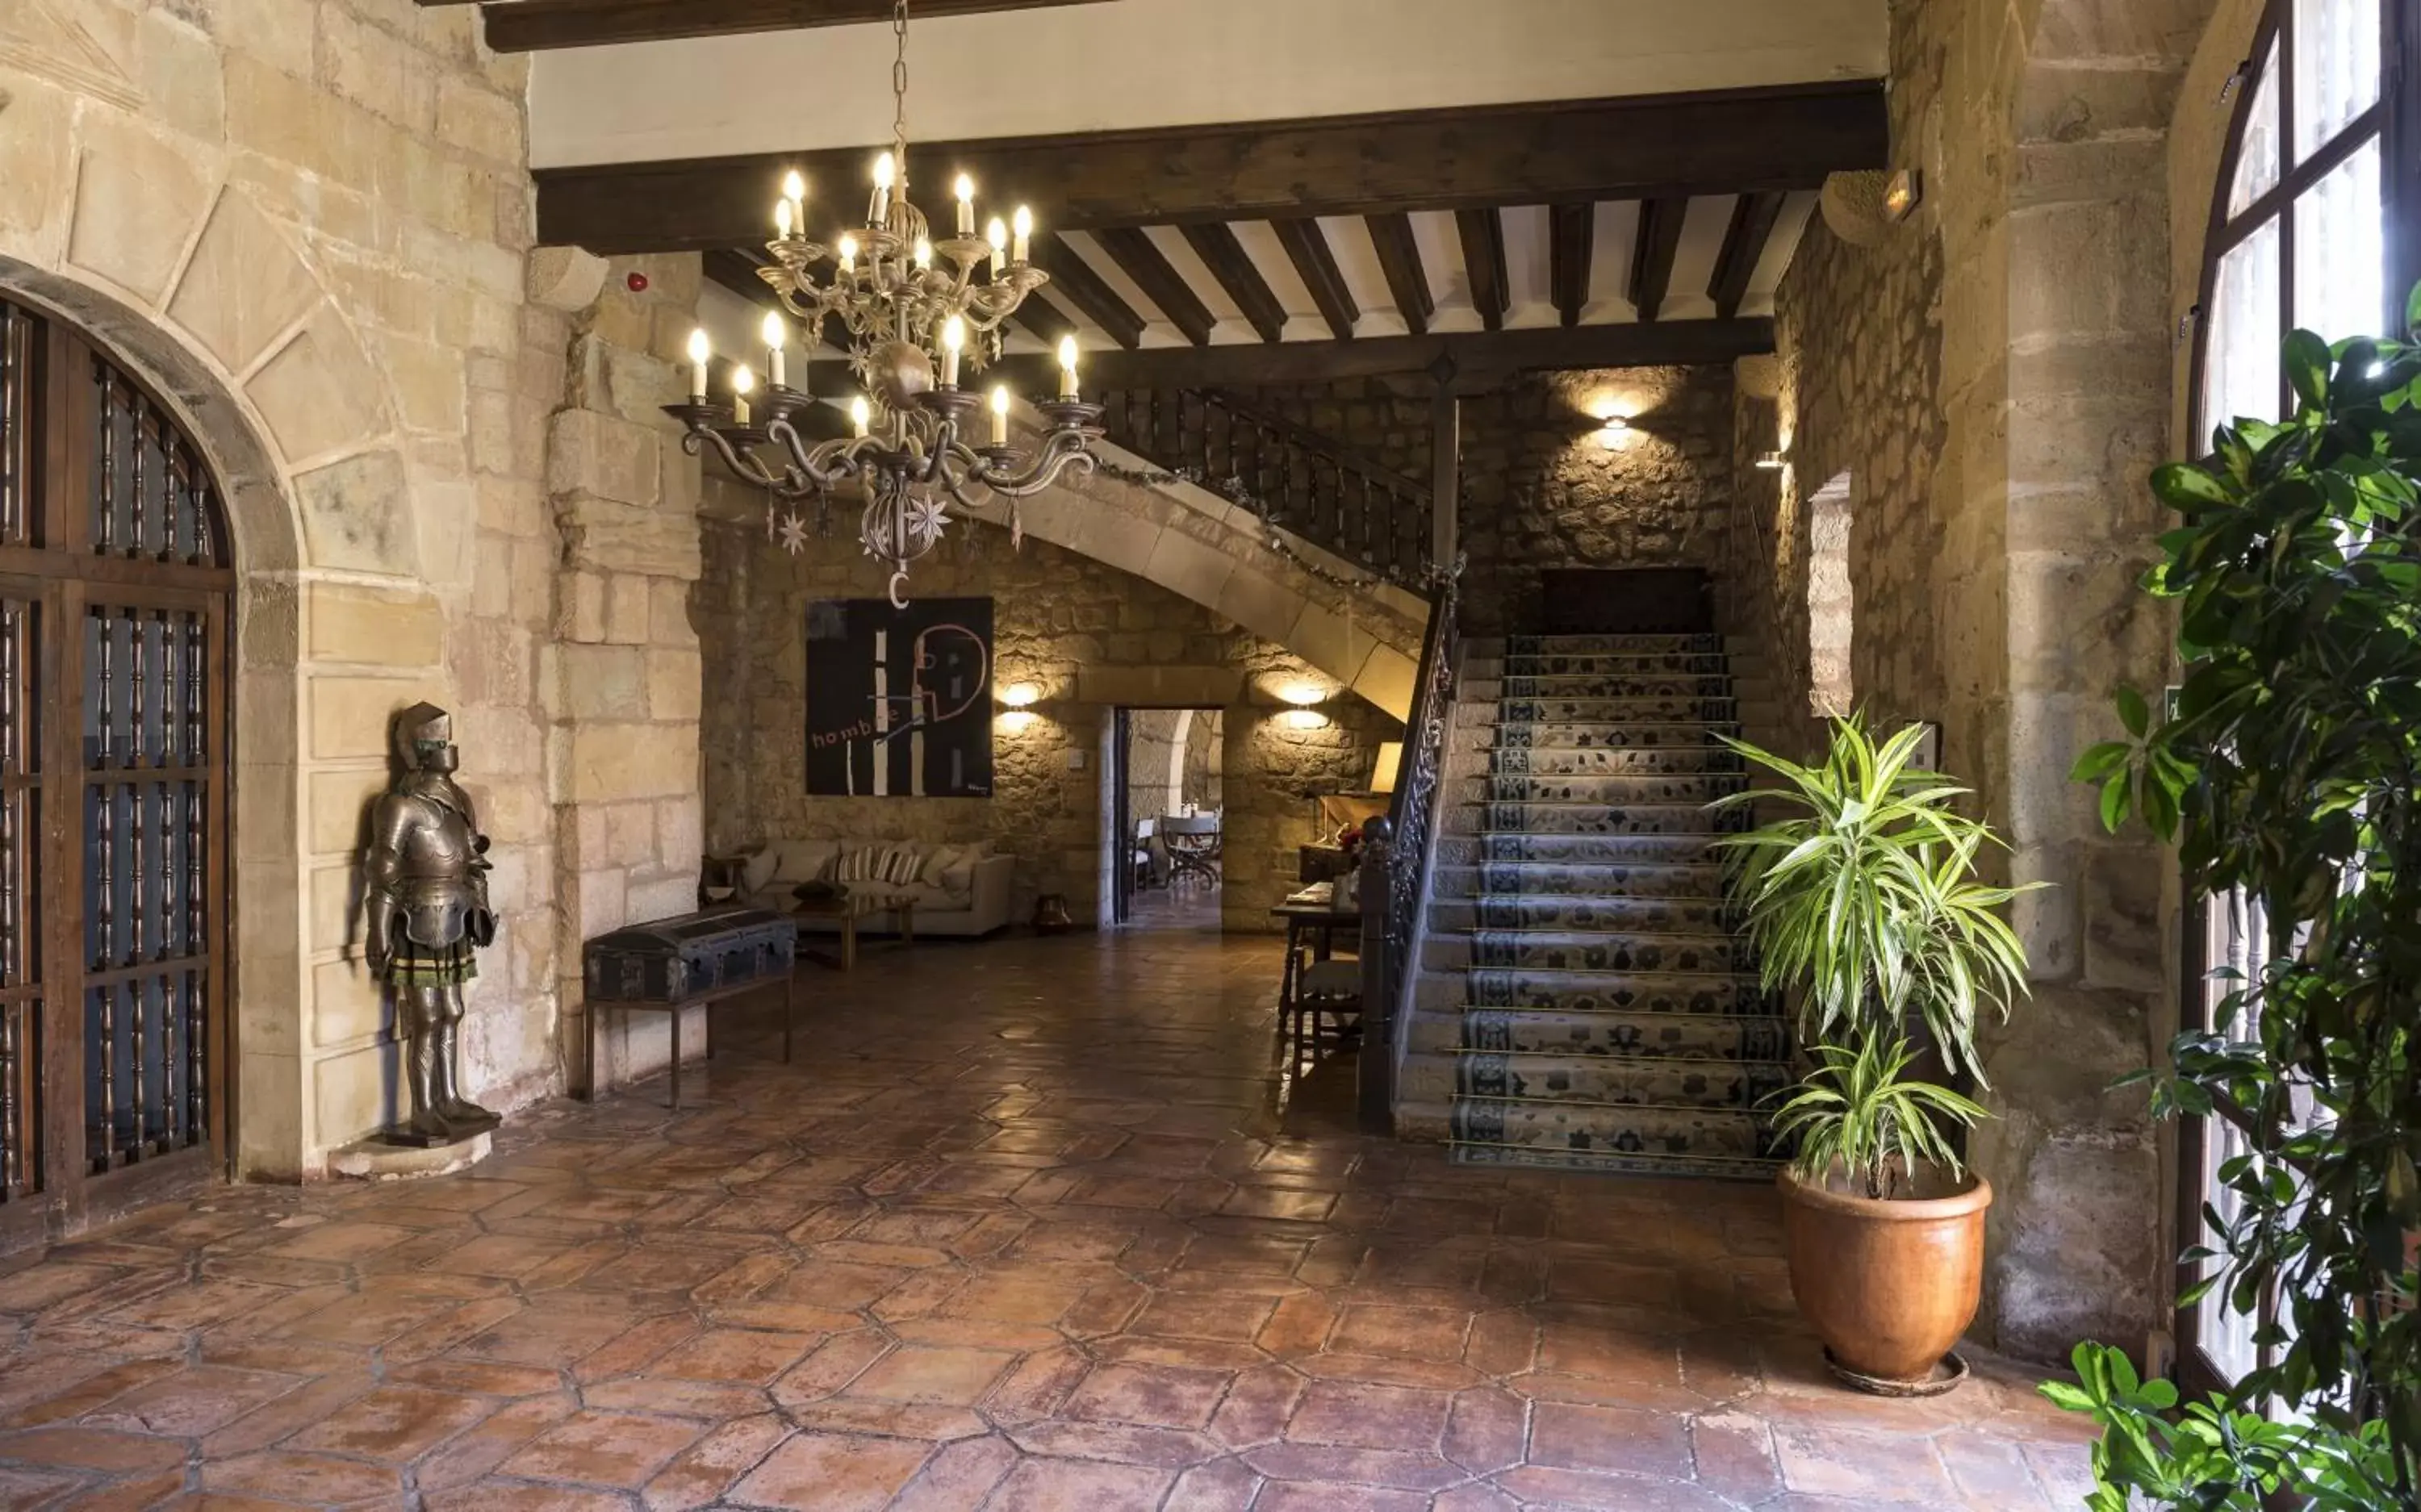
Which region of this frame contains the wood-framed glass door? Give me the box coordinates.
[0,294,235,1251]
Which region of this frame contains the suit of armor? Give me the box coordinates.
[364,704,501,1142]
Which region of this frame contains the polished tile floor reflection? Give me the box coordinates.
[0,929,2096,1510]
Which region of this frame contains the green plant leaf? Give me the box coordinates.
[2116,685,2150,738]
[2286,328,2331,407]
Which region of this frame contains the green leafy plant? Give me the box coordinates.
[2048,291,2421,1505]
[1766,1034,1988,1198]
[1716,716,2035,1080]
[2047,1342,2397,1511]
[1717,715,2035,1197]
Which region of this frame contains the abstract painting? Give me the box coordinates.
[804,596,993,797]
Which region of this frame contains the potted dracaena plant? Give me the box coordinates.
[1714,716,2038,1393]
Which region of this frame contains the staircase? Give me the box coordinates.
[1397,631,1795,1179]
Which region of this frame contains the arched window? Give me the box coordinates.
[0,292,235,1249]
[2180,0,2419,1394]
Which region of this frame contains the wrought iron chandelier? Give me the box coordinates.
[667,0,1102,607]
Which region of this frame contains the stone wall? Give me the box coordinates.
[0,0,573,1175]
[1237,367,1735,633]
[543,253,706,1096]
[697,514,1396,930]
[1750,0,2225,1362]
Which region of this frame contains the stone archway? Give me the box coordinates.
[0,144,451,1178]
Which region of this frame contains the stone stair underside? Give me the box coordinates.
[1401,633,1792,1180]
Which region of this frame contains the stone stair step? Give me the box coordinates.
[1426,930,1755,975]
[1462,773,1746,806]
[1465,801,1740,837]
[1464,674,1736,701]
[1457,1005,1792,1062]
[1476,723,1742,751]
[1430,862,1729,901]
[1498,695,1739,724]
[1439,832,1729,865]
[1448,743,1745,778]
[1499,632,1728,656]
[1456,967,1767,1015]
[1446,1098,1786,1176]
[1466,653,1730,679]
[1432,894,1736,933]
[1455,1051,1794,1110]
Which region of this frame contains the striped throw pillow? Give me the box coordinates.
[834,845,886,883]
[878,846,925,886]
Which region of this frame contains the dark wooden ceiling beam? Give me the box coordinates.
[1091,228,1215,345]
[1000,318,1774,392]
[1629,198,1685,324]
[479,0,1107,51]
[1008,291,1079,350]
[1179,223,1288,344]
[1270,217,1357,340]
[1549,203,1593,328]
[534,81,1887,254]
[1366,213,1432,337]
[1708,190,1786,320]
[1454,207,1509,332]
[1030,236,1148,350]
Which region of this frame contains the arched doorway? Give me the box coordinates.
[0,291,234,1247]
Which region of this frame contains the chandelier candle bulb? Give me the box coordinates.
[914,237,933,272]
[1057,335,1080,399]
[954,173,975,236]
[989,385,1010,445]
[1012,206,1032,264]
[851,395,871,437]
[686,328,710,402]
[761,311,787,390]
[775,198,793,238]
[838,234,858,276]
[940,315,965,388]
[784,169,806,228]
[730,365,755,426]
[985,216,1007,278]
[872,152,895,223]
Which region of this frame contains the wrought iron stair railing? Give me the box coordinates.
[1356,566,1461,1131]
[1099,387,1433,586]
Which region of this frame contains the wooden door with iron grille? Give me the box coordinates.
[0,294,233,1250]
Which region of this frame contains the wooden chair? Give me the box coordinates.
[1290,959,1363,1069]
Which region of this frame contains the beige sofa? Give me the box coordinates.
[735,837,1015,938]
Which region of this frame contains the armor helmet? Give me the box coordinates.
[394,702,458,774]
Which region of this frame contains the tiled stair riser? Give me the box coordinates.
[1435,631,1792,1180]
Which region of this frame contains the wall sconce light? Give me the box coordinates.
[1277,683,1330,730]
[997,682,1042,734]
[1596,414,1633,453]
[1369,740,1403,794]
[1754,449,1789,472]
[1882,169,1923,223]
[1284,709,1330,730]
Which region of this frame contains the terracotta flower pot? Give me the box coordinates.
[1777,1166,1992,1389]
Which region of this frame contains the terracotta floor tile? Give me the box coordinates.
[646,1326,820,1385]
[846,1344,1015,1405]
[0,931,2096,1512]
[499,1409,705,1487]
[728,1429,931,1510]
[1285,1380,1453,1451]
[986,1456,1177,1511]
[286,1383,495,1461]
[1528,1400,1696,1480]
[1061,1362,1231,1430]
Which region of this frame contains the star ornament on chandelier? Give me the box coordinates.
[659,0,1103,608]
[776,511,811,556]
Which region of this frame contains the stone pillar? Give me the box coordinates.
[543,254,707,1094]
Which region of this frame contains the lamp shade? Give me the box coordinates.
[1369,740,1404,794]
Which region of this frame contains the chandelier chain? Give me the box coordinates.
[891,0,910,173]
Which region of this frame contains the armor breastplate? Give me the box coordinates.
[383,788,483,950]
